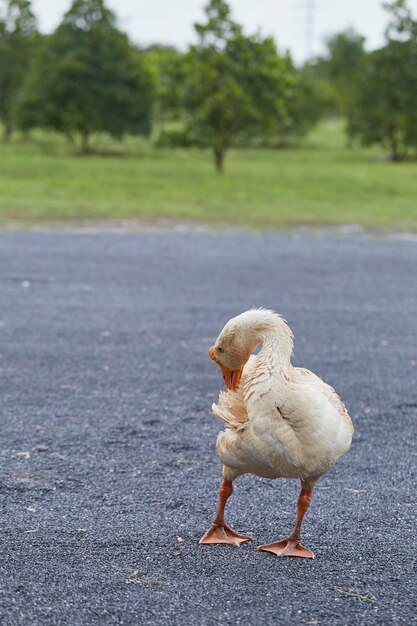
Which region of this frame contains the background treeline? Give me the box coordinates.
[1,0,417,171]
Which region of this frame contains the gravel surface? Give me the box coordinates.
[0,231,416,626]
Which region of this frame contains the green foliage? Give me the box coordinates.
[141,45,184,122]
[0,0,38,140]
[304,28,366,116]
[348,40,417,159]
[348,1,417,159]
[257,56,322,147]
[161,0,297,171]
[15,0,153,151]
[384,0,417,39]
[325,29,366,115]
[325,29,366,81]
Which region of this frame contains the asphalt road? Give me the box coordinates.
[0,230,416,626]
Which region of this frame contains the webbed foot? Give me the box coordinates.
[258,537,314,559]
[199,523,252,546]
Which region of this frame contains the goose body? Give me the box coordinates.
[215,357,353,482]
[200,309,354,559]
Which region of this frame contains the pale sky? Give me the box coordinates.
[32,0,417,63]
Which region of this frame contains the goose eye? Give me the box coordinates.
[217,346,223,353]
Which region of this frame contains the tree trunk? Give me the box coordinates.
[388,131,402,161]
[214,146,225,173]
[80,131,91,154]
[3,122,12,142]
[65,130,75,147]
[389,151,402,162]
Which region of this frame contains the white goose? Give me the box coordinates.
[200,309,353,559]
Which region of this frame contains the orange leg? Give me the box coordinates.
[199,479,252,546]
[258,484,316,559]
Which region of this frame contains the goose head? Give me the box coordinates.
[209,309,293,391]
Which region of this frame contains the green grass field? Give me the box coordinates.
[1,120,416,230]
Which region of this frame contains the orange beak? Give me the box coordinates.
[208,346,243,392]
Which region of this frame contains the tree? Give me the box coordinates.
[162,0,293,172]
[325,29,366,115]
[261,55,322,147]
[0,0,38,140]
[141,44,184,128]
[384,0,417,39]
[15,0,153,151]
[303,28,366,117]
[347,1,417,159]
